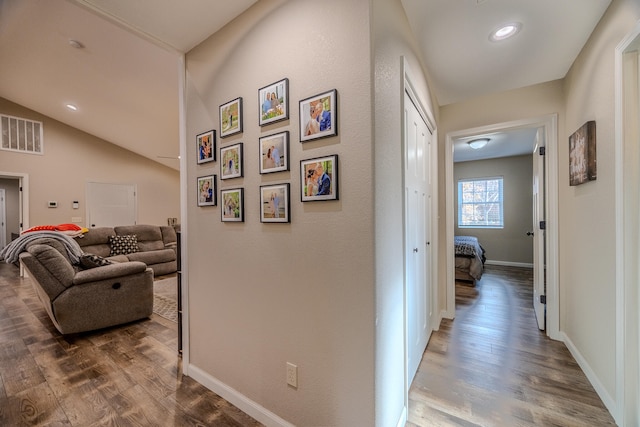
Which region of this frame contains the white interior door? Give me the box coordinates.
[86,182,137,227]
[532,129,546,330]
[404,91,431,384]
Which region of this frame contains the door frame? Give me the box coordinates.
[614,20,640,427]
[0,171,29,233]
[444,114,559,340]
[401,57,438,420]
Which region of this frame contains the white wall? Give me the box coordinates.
[454,155,533,265]
[185,1,375,425]
[0,97,180,227]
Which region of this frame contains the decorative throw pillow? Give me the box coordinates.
[109,234,139,256]
[78,253,113,269]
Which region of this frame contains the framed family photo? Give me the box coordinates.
[259,131,289,174]
[300,155,339,201]
[260,183,290,223]
[197,175,216,207]
[196,130,215,164]
[220,143,243,180]
[299,89,337,142]
[259,78,288,126]
[569,120,597,186]
[221,188,244,222]
[219,97,243,138]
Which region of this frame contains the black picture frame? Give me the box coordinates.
[259,78,289,126]
[260,183,290,223]
[220,143,243,180]
[299,89,337,142]
[300,155,339,201]
[196,130,215,164]
[219,97,243,138]
[197,175,217,207]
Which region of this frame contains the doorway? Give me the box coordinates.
[86,182,137,227]
[444,115,560,340]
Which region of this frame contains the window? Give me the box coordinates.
[1,114,43,155]
[458,177,503,228]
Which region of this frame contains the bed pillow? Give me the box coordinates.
[78,254,113,269]
[109,234,139,256]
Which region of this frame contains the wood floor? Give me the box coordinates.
[408,265,617,427]
[0,262,262,426]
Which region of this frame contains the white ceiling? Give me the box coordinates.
[0,0,612,169]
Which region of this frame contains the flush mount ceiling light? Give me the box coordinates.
[68,39,85,49]
[489,22,522,42]
[468,138,490,149]
[66,104,78,111]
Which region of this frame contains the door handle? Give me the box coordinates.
[413,248,419,253]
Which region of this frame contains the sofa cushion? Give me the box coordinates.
[115,225,164,252]
[126,248,175,265]
[78,253,113,269]
[26,244,76,288]
[75,227,115,258]
[109,234,139,256]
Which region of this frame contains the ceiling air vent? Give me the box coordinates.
[1,114,44,155]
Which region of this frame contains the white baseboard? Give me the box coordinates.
[485,260,533,268]
[187,363,295,427]
[396,406,407,427]
[560,332,618,423]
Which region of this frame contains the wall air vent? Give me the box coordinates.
[0,114,44,155]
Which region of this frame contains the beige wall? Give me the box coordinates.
[185,1,375,425]
[454,155,533,265]
[0,97,180,228]
[561,0,640,407]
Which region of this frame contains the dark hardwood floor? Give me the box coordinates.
[408,265,617,427]
[0,262,262,426]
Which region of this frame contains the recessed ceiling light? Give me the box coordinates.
[66,104,78,111]
[489,23,522,42]
[468,138,490,149]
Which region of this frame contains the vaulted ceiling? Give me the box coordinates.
[0,0,612,168]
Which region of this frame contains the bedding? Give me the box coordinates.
[454,235,486,283]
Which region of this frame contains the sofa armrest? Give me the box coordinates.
[73,261,149,285]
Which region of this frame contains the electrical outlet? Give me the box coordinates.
[286,362,298,388]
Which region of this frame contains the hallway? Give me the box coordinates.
[408,265,616,426]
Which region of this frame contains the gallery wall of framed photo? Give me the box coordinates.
[195,77,340,224]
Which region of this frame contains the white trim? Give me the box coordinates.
[395,407,407,427]
[484,260,533,269]
[561,332,617,415]
[177,54,190,373]
[444,114,559,340]
[187,364,295,427]
[614,19,640,427]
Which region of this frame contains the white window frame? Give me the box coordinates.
[0,114,44,155]
[457,176,504,228]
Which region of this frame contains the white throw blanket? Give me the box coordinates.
[0,231,84,264]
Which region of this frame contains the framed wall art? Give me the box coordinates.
[197,175,216,207]
[219,97,243,138]
[300,155,339,201]
[221,188,244,222]
[260,183,290,223]
[259,78,288,126]
[220,143,243,180]
[197,130,215,164]
[259,131,289,174]
[569,120,596,186]
[299,89,337,142]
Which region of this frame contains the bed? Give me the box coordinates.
[455,235,486,284]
